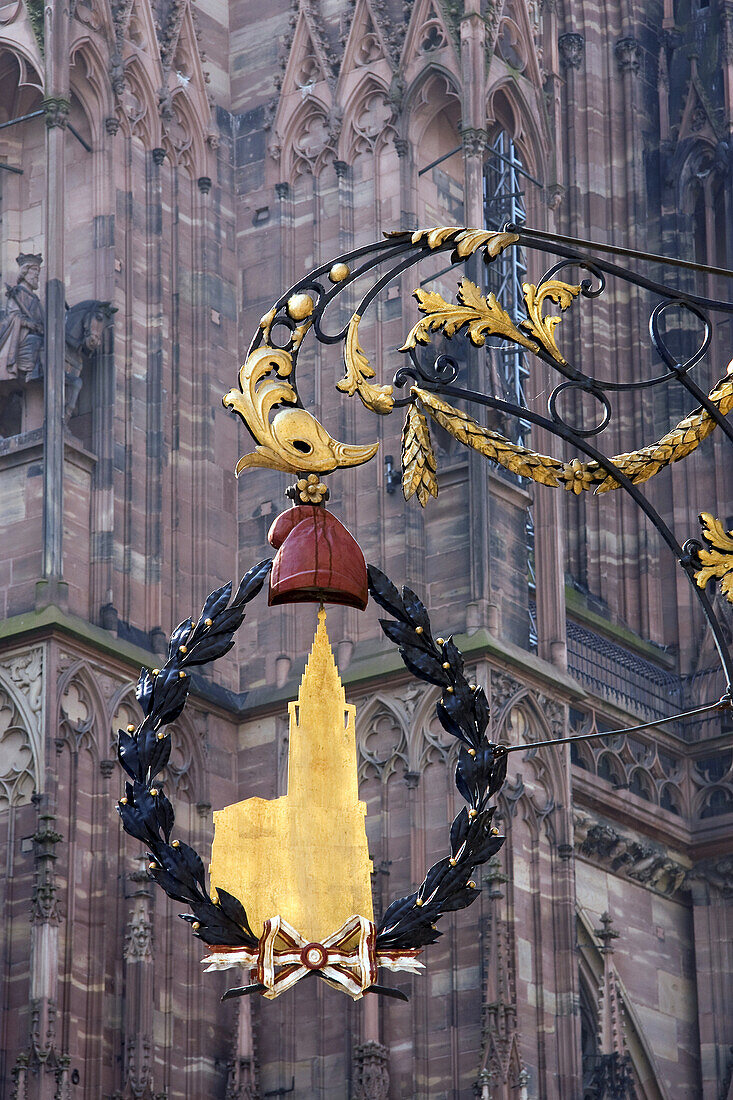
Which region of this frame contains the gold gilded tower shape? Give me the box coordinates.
[209,609,374,942]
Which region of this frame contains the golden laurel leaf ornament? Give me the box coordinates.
[404,226,519,258]
[401,404,438,506]
[223,347,379,476]
[695,513,733,603]
[411,359,733,499]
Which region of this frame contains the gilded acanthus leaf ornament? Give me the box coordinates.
[401,277,538,353]
[338,314,395,414]
[695,513,733,603]
[401,404,438,506]
[400,275,581,365]
[223,229,733,515]
[522,279,582,364]
[223,347,379,476]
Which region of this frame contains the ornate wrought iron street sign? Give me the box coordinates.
[115,224,732,1002]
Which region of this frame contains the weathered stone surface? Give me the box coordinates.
[0,0,731,1098]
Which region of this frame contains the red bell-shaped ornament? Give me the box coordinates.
[267,505,368,610]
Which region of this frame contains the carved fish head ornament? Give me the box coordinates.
[223,346,378,476]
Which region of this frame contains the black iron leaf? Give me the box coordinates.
[184,633,238,667]
[145,730,172,783]
[116,802,149,844]
[468,830,504,866]
[367,565,407,621]
[173,840,207,892]
[378,619,431,652]
[233,558,273,606]
[437,695,474,745]
[419,856,454,899]
[401,586,432,634]
[378,892,418,935]
[441,637,464,678]
[455,749,479,806]
[155,793,175,844]
[473,687,490,735]
[215,887,258,940]
[168,618,194,661]
[449,807,470,855]
[400,647,451,687]
[486,745,507,796]
[432,885,480,914]
[201,581,234,622]
[136,668,154,715]
[151,866,199,904]
[150,670,190,726]
[117,729,141,781]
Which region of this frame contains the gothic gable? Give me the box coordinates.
[678,69,724,144]
[400,0,460,85]
[278,3,334,101]
[339,0,393,78]
[493,0,543,92]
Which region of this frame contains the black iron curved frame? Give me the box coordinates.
[244,224,733,705]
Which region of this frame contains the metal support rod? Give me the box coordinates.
[0,109,44,131]
[0,163,23,174]
[488,148,543,188]
[519,224,733,279]
[67,122,91,153]
[418,144,462,176]
[502,697,730,754]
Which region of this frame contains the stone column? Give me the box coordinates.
[461,0,493,622]
[38,0,70,610]
[28,806,64,1090]
[531,8,568,670]
[225,996,258,1099]
[122,857,155,1098]
[686,859,733,1100]
[557,32,584,238]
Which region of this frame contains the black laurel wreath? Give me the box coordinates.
[114,557,506,982]
[367,566,506,950]
[116,558,272,949]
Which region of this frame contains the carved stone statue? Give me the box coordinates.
[64,299,116,417]
[0,253,115,435]
[0,252,44,382]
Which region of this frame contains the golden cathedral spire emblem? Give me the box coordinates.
[201,609,422,999]
[209,608,374,942]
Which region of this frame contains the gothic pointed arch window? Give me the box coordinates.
[482,130,529,433]
[483,128,536,647]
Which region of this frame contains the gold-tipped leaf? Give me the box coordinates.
[402,404,438,506]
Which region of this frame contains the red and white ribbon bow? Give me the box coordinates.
[202,914,423,1000]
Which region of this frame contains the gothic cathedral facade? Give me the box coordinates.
[0,0,731,1097]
